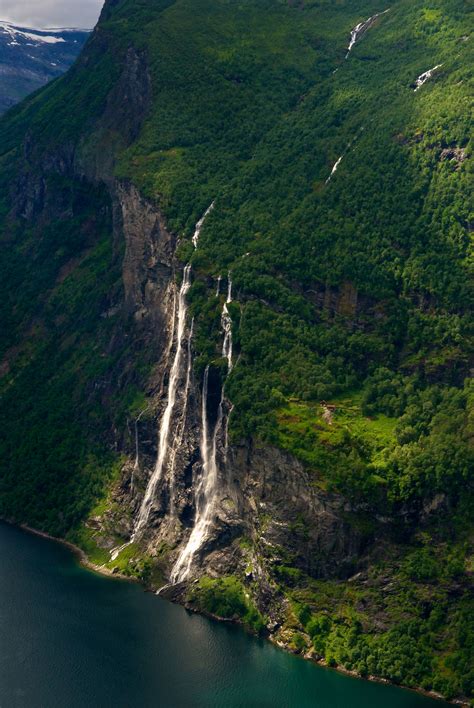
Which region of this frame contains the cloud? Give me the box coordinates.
[0,0,104,28]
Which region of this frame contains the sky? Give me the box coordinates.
[0,0,104,28]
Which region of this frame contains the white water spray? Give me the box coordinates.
[192,202,214,248]
[414,65,443,91]
[171,274,235,582]
[133,264,193,538]
[346,9,390,58]
[325,155,344,184]
[110,542,130,562]
[168,318,194,513]
[171,366,220,582]
[132,203,215,540]
[221,274,233,371]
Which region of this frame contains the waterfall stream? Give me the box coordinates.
[414,65,442,91]
[170,366,218,582]
[325,155,344,184]
[114,199,233,581]
[131,204,214,542]
[192,202,214,248]
[345,9,390,59]
[171,275,234,582]
[132,264,193,539]
[325,125,367,185]
[221,274,233,371]
[168,318,194,515]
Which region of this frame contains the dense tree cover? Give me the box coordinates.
[187,575,266,634]
[0,0,472,700]
[0,178,130,535]
[174,0,473,512]
[287,526,473,701]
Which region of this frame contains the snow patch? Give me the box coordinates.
[0,22,66,44]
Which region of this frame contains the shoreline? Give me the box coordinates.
[5,520,468,707]
[16,522,140,585]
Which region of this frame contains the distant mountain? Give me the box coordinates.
[0,22,90,114]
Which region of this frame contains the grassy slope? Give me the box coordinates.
[0,0,472,700]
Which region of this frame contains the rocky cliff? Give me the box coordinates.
[0,0,472,703]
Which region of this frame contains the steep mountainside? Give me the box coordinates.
[0,0,472,703]
[0,22,90,114]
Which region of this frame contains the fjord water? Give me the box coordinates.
[0,523,448,708]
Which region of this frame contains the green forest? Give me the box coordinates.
[0,0,472,702]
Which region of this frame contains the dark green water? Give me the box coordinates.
[0,522,449,708]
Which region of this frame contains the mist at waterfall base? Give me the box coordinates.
[0,523,450,708]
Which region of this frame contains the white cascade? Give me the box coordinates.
[325,155,344,184]
[192,202,214,248]
[216,275,222,297]
[132,202,214,539]
[133,264,193,539]
[168,318,194,514]
[345,9,390,58]
[171,275,235,582]
[110,541,130,562]
[170,366,219,582]
[221,273,233,371]
[110,205,214,559]
[110,288,178,558]
[325,125,367,185]
[414,65,443,91]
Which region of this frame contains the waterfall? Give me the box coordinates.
[170,275,235,582]
[414,65,443,91]
[130,202,214,540]
[168,318,194,514]
[222,306,233,371]
[192,202,214,248]
[133,265,193,539]
[221,273,233,371]
[325,155,344,184]
[110,541,130,562]
[345,9,390,58]
[325,125,367,185]
[216,275,222,297]
[170,366,219,582]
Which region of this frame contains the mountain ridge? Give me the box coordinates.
[0,20,90,114]
[0,0,472,703]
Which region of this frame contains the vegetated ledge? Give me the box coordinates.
[3,519,467,708]
[4,520,140,585]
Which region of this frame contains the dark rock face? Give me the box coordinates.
[115,182,174,317]
[103,47,152,143]
[77,46,152,182]
[0,23,90,114]
[237,444,365,579]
